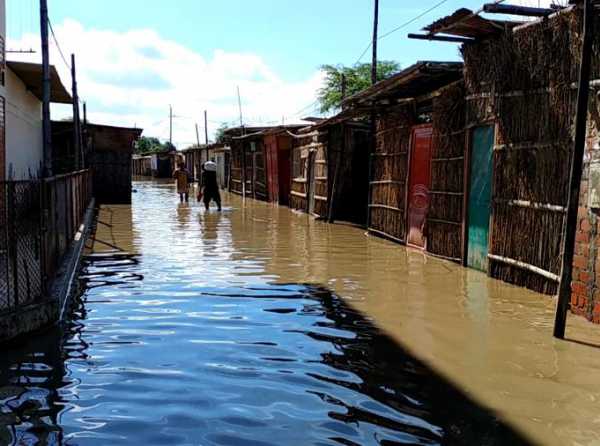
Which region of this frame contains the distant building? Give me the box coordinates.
[53,121,142,204]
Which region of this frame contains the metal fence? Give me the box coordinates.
[0,170,92,313]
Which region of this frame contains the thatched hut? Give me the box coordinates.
[343,61,464,254]
[181,143,227,182]
[225,125,303,203]
[419,4,600,297]
[289,119,371,224]
[132,155,152,176]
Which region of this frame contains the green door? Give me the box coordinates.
[467,126,494,271]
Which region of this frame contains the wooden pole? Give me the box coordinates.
[169,105,173,145]
[371,0,379,85]
[367,0,379,227]
[40,0,52,177]
[237,86,246,197]
[204,110,209,145]
[195,123,201,147]
[554,0,594,339]
[71,54,81,170]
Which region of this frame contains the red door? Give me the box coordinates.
[407,125,433,249]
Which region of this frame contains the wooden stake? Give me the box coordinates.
[554,0,594,339]
[204,110,209,145]
[71,54,81,170]
[371,0,379,85]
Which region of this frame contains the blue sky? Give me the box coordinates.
[5,0,551,146]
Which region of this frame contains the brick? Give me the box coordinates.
[571,281,587,296]
[576,231,590,243]
[581,218,592,232]
[579,243,590,258]
[580,271,593,283]
[573,255,588,269]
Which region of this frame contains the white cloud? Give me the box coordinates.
[7,20,324,148]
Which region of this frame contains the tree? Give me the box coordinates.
[215,122,229,144]
[134,136,172,155]
[317,61,400,114]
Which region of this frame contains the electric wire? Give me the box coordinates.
[48,17,71,72]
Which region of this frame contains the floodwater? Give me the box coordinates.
[1,181,600,445]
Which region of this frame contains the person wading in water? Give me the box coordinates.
[199,160,222,211]
[173,162,191,203]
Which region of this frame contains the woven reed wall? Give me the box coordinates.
[369,103,416,241]
[462,7,599,294]
[427,82,466,261]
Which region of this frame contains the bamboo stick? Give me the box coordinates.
[488,254,560,282]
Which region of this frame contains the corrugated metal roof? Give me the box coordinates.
[422,8,522,40]
[344,61,464,107]
[7,61,72,104]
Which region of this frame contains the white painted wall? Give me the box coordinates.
[5,68,43,180]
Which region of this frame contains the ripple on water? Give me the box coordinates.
[0,184,531,446]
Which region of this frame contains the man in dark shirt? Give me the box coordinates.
[201,160,222,211]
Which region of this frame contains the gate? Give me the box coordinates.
[0,181,44,312]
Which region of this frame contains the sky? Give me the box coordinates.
[5,0,558,148]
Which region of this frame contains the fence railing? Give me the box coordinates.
[0,170,92,313]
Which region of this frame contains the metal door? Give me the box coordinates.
[467,125,494,271]
[406,125,433,248]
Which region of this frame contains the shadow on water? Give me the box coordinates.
[0,278,532,445]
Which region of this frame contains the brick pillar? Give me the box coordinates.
[572,119,600,322]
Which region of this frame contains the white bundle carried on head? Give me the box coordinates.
[204,161,217,172]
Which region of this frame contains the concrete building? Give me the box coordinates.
[0,0,71,181]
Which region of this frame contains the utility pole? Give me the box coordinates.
[40,0,52,176]
[371,0,379,85]
[366,0,380,229]
[237,86,244,131]
[169,105,173,145]
[237,86,246,197]
[71,54,82,170]
[204,110,209,145]
[195,123,200,147]
[554,0,594,339]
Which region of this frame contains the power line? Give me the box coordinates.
[48,18,71,72]
[355,0,452,63]
[290,0,457,120]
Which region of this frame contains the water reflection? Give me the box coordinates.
[0,280,529,445]
[0,181,599,445]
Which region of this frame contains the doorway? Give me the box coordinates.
[406,125,433,249]
[467,125,494,271]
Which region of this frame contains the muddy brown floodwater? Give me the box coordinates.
[1,179,600,445]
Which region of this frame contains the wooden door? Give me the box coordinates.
[406,125,433,249]
[277,136,291,206]
[467,125,494,271]
[307,151,316,215]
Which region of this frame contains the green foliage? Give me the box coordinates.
[215,122,229,144]
[135,136,174,155]
[317,61,401,114]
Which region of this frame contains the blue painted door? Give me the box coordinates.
[467,126,494,271]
